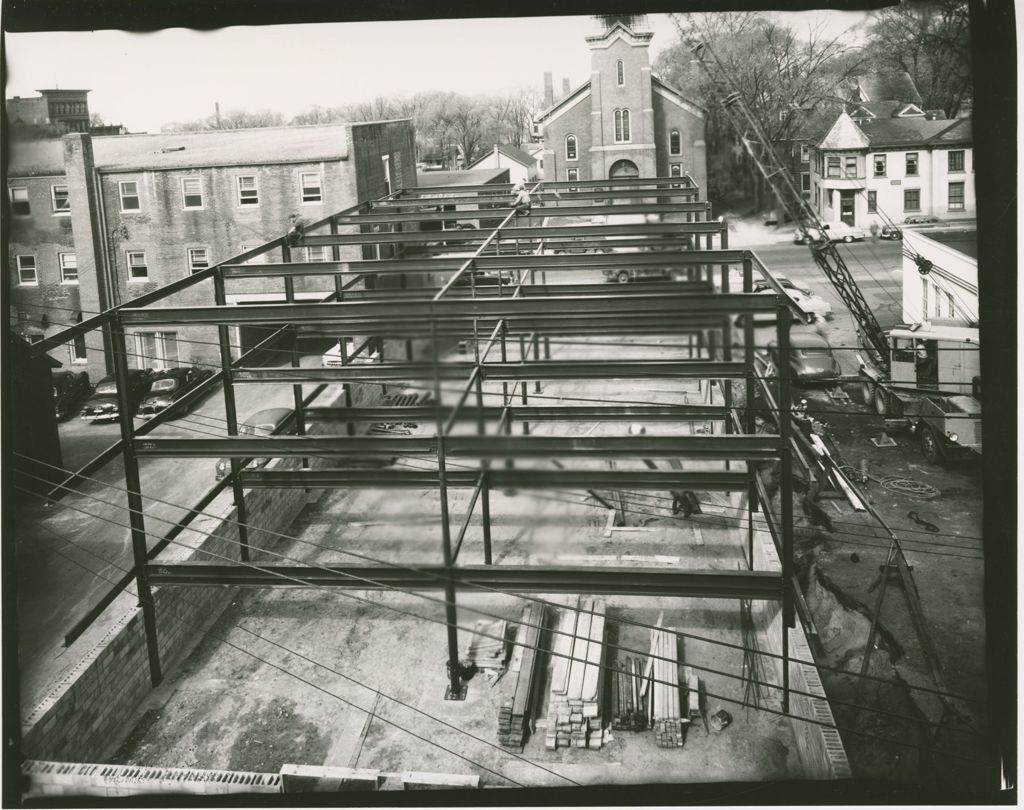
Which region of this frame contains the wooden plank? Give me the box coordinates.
[640,611,664,697]
[581,601,605,702]
[567,600,593,700]
[550,608,575,696]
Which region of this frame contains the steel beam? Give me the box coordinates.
[303,404,731,423]
[146,562,783,600]
[332,201,709,225]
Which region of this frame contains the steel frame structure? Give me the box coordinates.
[32,175,801,708]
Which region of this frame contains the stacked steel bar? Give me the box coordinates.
[497,604,545,748]
[650,627,685,747]
[610,655,648,731]
[545,599,607,750]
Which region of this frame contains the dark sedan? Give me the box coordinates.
[137,367,214,417]
[52,370,91,421]
[765,333,842,384]
[80,370,154,422]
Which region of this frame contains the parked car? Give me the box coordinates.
[793,222,867,244]
[752,274,834,322]
[80,370,154,423]
[52,370,91,421]
[879,225,903,240]
[214,407,294,481]
[904,215,942,226]
[765,333,842,384]
[137,367,214,417]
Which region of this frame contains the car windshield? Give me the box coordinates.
[151,379,178,392]
[254,424,276,436]
[95,382,116,395]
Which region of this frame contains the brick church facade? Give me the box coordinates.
[534,17,706,188]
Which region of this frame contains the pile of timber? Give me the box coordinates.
[496,604,544,749]
[463,620,508,672]
[649,627,685,748]
[545,599,607,750]
[609,656,648,731]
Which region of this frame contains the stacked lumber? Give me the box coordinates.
[649,627,685,748]
[463,620,508,671]
[497,604,544,748]
[544,599,607,750]
[610,655,648,731]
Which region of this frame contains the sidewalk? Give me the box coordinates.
[721,214,795,248]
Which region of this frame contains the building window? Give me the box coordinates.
[304,246,329,262]
[565,135,577,160]
[10,187,30,216]
[801,172,810,192]
[616,60,624,86]
[566,168,579,182]
[948,150,965,172]
[905,152,919,176]
[826,156,841,178]
[800,144,810,163]
[614,109,631,143]
[237,175,259,207]
[670,164,681,177]
[70,333,87,363]
[381,155,392,196]
[867,190,877,213]
[904,189,921,212]
[947,181,965,211]
[51,184,70,214]
[873,154,886,177]
[300,171,322,204]
[135,331,179,370]
[127,251,148,281]
[181,177,204,209]
[187,247,210,274]
[240,245,266,264]
[670,130,681,155]
[119,180,141,211]
[16,255,37,286]
[844,156,858,178]
[59,253,78,284]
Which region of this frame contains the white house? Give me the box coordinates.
[467,144,539,185]
[900,229,978,325]
[809,111,973,229]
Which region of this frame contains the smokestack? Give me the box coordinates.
[562,77,570,97]
[215,101,222,129]
[543,72,554,108]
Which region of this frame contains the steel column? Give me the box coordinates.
[111,316,162,686]
[776,304,795,713]
[743,255,757,569]
[282,245,309,475]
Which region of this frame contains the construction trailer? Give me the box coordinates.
[32,176,812,719]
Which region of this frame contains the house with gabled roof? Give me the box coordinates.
[467,143,538,185]
[532,16,706,188]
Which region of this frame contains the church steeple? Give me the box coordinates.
[593,14,649,33]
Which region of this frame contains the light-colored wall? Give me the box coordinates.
[900,230,978,323]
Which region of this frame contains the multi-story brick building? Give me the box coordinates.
[533,16,706,188]
[7,120,417,378]
[7,89,92,133]
[809,111,973,229]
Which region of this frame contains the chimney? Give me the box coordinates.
[562,77,570,98]
[543,72,554,107]
[215,101,222,128]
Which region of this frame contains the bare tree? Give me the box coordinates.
[162,108,284,132]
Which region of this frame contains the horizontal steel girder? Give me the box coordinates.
[236,468,749,490]
[372,187,700,208]
[259,282,714,300]
[118,293,780,326]
[220,248,748,278]
[303,403,729,422]
[230,360,748,383]
[397,176,697,194]
[333,201,709,225]
[146,562,782,599]
[132,434,776,461]
[296,320,728,338]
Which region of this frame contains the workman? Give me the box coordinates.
[511,186,532,216]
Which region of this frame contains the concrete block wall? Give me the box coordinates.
[750,526,852,779]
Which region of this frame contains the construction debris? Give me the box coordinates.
[462,620,508,672]
[497,604,545,749]
[650,627,685,748]
[545,599,607,750]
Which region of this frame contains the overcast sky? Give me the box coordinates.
[5,11,869,134]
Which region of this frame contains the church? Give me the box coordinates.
[533,15,707,188]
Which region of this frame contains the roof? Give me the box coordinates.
[415,168,509,187]
[8,121,414,176]
[843,71,922,105]
[468,144,537,169]
[818,112,870,150]
[534,80,591,123]
[856,116,972,148]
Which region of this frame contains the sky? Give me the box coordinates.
[5,12,870,134]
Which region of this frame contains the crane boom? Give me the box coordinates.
[686,35,891,371]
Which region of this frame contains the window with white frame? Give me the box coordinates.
[304,246,330,262]
[187,247,210,274]
[135,331,179,370]
[948,150,965,172]
[382,155,392,196]
[16,255,37,285]
[566,168,579,182]
[801,172,810,191]
[670,164,681,177]
[948,181,965,211]
[613,109,631,143]
[905,152,919,176]
[904,188,921,211]
[565,135,577,160]
[70,333,87,363]
[127,251,148,281]
[181,177,204,209]
[867,191,877,213]
[119,180,141,211]
[844,156,858,178]
[59,253,78,284]
[873,154,886,177]
[826,156,841,178]
[300,171,322,203]
[10,187,30,216]
[51,184,70,214]
[670,130,681,155]
[800,144,810,162]
[237,175,259,207]
[616,60,624,86]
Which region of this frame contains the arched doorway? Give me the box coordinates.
[608,159,639,179]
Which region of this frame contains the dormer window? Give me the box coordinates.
[616,60,624,86]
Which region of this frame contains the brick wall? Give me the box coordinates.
[541,98,591,183]
[349,120,418,203]
[652,93,707,190]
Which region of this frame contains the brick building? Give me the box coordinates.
[7,120,417,377]
[533,16,706,188]
[7,89,92,133]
